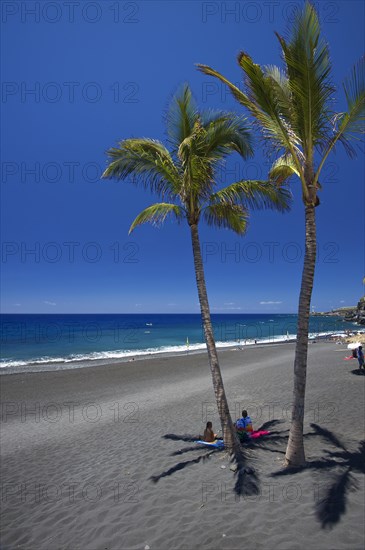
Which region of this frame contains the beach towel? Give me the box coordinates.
[250,430,270,439]
[196,431,269,447]
[196,439,224,448]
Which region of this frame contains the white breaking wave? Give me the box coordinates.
[0,330,350,372]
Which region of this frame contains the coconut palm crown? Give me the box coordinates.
[102,84,291,450]
[198,1,365,466]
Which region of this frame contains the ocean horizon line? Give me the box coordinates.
[1,312,299,315]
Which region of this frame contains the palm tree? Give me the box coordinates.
[198,1,365,466]
[102,84,291,451]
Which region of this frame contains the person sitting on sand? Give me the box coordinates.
[235,410,253,441]
[203,421,216,442]
[357,346,364,370]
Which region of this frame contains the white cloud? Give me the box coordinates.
[14,303,21,307]
[260,301,283,305]
[43,300,56,306]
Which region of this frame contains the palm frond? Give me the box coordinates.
[203,203,248,234]
[197,59,306,195]
[178,119,207,165]
[237,52,302,153]
[165,84,199,152]
[275,1,335,153]
[197,63,254,110]
[203,114,254,160]
[210,180,292,212]
[269,154,301,184]
[315,56,365,177]
[129,203,184,234]
[198,60,312,204]
[102,138,181,198]
[342,56,365,132]
[177,120,215,201]
[177,114,254,203]
[336,56,365,155]
[264,65,294,124]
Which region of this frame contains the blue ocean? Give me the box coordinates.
[0,313,360,373]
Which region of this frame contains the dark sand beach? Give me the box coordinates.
[1,342,364,549]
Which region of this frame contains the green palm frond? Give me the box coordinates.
[336,56,365,155]
[177,112,255,205]
[264,65,294,124]
[275,1,335,153]
[342,56,365,131]
[203,115,254,160]
[197,60,306,194]
[197,63,253,110]
[237,52,302,153]
[203,203,248,235]
[199,58,295,153]
[129,203,184,234]
[269,154,301,184]
[165,84,199,152]
[102,138,181,198]
[178,119,207,165]
[177,120,214,200]
[211,180,292,212]
[315,56,365,179]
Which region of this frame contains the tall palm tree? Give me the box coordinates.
[102,84,291,450]
[198,1,365,466]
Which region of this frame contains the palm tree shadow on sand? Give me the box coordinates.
[150,420,285,497]
[271,423,365,529]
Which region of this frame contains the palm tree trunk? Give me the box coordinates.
[189,223,239,450]
[285,204,317,467]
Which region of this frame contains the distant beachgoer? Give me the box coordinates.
[357,346,364,370]
[203,421,216,442]
[235,410,253,441]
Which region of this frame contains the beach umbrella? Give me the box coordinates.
[347,342,361,350]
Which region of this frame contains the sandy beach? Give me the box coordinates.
[1,341,364,550]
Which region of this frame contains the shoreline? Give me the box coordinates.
[2,327,364,376]
[2,311,362,375]
[1,339,300,378]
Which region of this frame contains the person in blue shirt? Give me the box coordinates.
[357,346,364,371]
[235,409,253,442]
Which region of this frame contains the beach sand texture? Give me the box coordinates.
[1,342,364,550]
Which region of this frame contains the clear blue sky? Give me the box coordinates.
[1,0,364,314]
